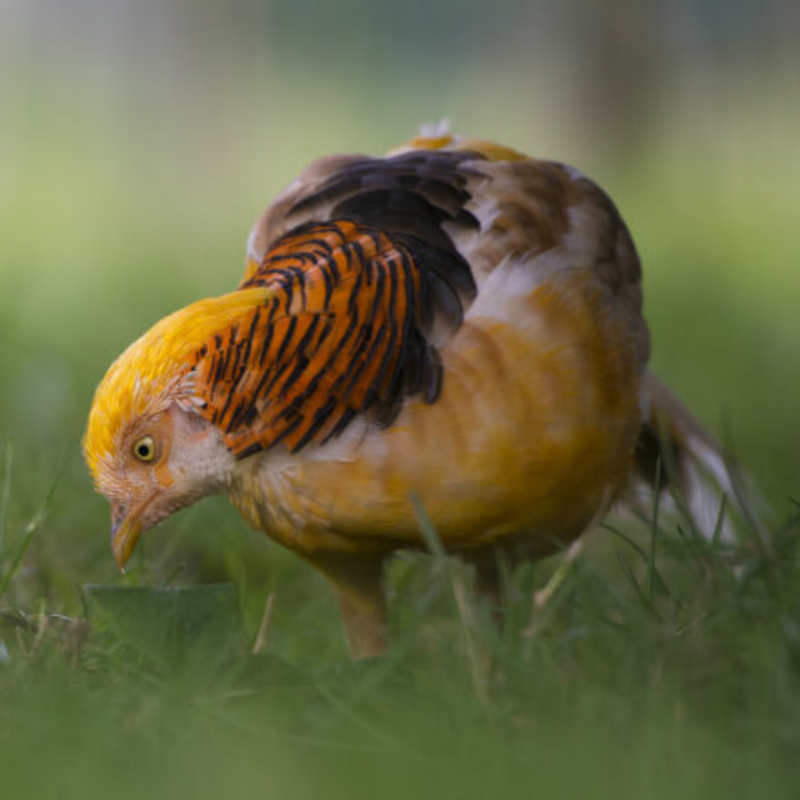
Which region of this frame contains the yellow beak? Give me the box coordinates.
[110,498,151,571]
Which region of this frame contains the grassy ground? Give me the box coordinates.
[1,76,800,798]
[2,497,800,799]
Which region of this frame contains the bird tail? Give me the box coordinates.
[631,373,737,540]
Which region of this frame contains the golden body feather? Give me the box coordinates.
[85,134,654,656]
[230,136,645,555]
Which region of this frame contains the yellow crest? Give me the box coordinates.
[83,288,271,481]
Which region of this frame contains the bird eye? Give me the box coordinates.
[133,435,156,462]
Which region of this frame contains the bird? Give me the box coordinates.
[84,132,727,658]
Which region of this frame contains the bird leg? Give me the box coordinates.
[306,551,389,659]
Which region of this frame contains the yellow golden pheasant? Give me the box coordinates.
[85,133,725,657]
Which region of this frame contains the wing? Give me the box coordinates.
[210,137,649,459]
[188,220,469,457]
[191,146,491,458]
[243,147,486,284]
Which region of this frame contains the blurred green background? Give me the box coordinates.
[1,1,799,797]
[2,0,798,587]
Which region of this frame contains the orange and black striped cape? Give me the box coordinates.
[184,149,489,459]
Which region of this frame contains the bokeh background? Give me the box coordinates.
[0,0,798,605]
[4,0,799,579]
[1,1,800,797]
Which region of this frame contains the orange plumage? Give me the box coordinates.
[85,133,721,657]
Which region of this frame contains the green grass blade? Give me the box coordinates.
[0,528,36,598]
[615,551,661,621]
[0,456,61,598]
[615,551,647,606]
[410,493,446,559]
[411,493,490,709]
[647,458,662,603]
[602,523,670,597]
[710,493,729,549]
[0,442,12,564]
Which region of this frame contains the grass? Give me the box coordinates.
[2,485,800,799]
[2,70,800,798]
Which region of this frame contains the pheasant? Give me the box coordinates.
[84,133,724,657]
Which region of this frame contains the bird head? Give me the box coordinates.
[84,289,269,570]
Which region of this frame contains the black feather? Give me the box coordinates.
[277,148,486,437]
